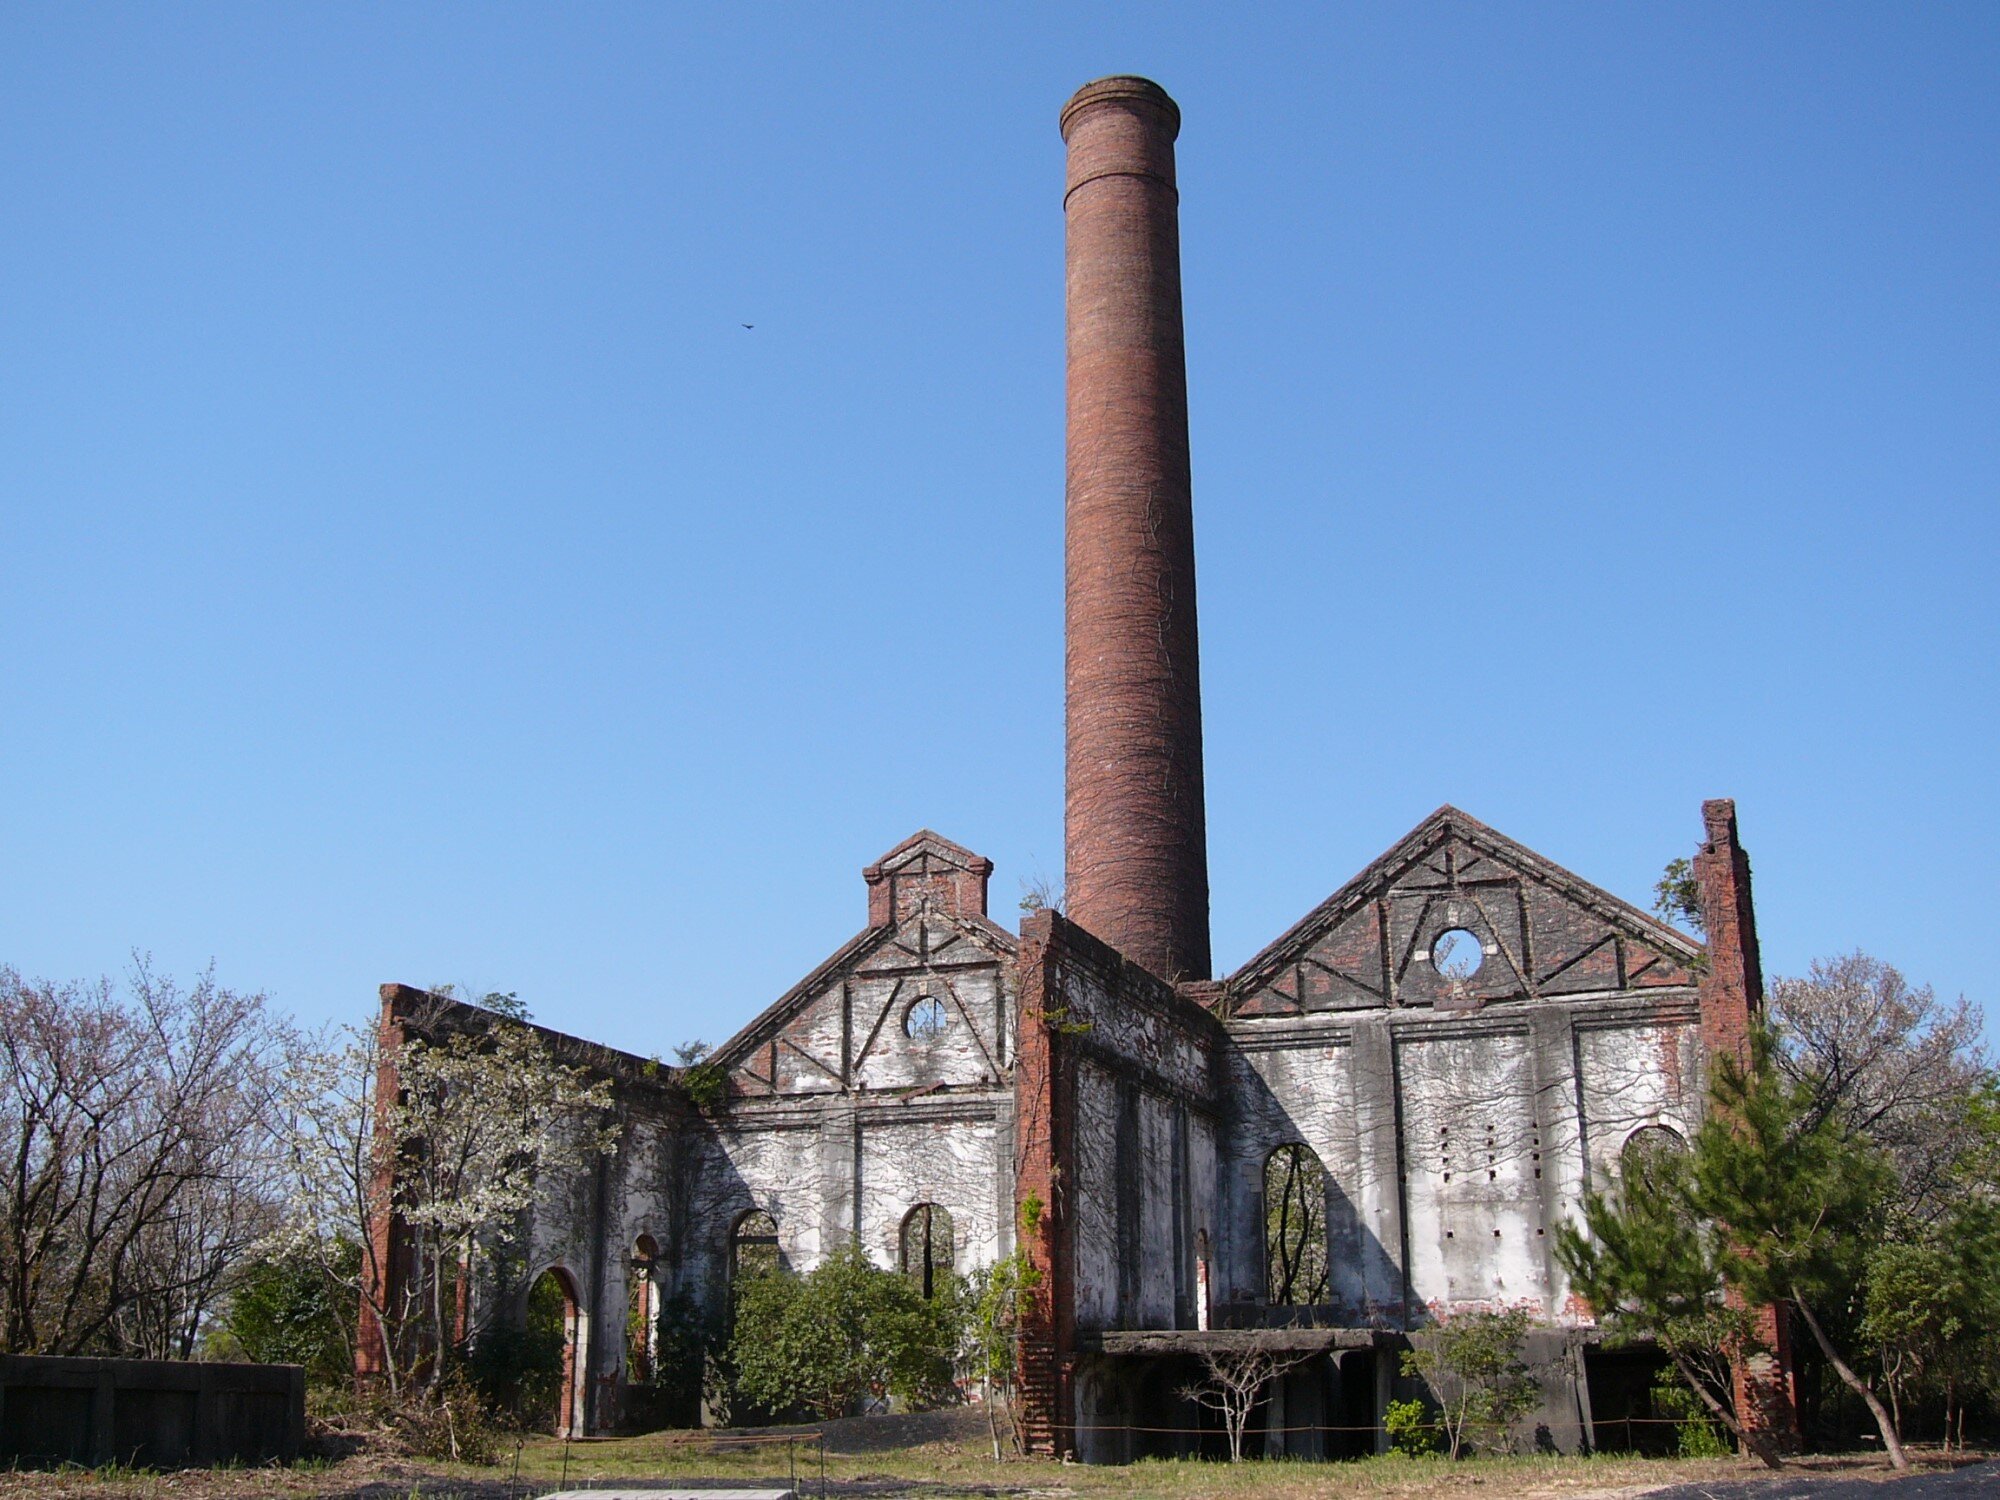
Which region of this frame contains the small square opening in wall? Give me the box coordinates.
[904,996,948,1040]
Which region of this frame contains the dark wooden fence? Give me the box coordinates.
[0,1355,304,1469]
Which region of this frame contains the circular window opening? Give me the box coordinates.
[1432,928,1484,982]
[904,996,948,1040]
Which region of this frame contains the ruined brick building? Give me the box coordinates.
[364,77,1794,1458]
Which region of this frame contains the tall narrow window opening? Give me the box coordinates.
[628,1234,659,1383]
[900,1203,955,1299]
[1264,1143,1330,1306]
[731,1210,779,1280]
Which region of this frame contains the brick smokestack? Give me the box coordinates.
[1060,76,1211,983]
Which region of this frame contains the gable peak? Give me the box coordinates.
[1228,805,1705,1011]
[863,830,994,927]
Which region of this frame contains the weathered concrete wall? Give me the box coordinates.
[1219,1001,1701,1328]
[1222,1014,1404,1322]
[1043,913,1223,1337]
[393,809,1751,1457]
[1221,809,1710,1327]
[1205,807,1721,1453]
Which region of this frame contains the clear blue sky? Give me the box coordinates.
[3,4,1994,1055]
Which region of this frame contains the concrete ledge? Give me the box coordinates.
[1089,1327,1399,1357]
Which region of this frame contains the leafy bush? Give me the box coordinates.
[624,1290,723,1431]
[467,1272,567,1429]
[207,1239,358,1386]
[1652,1377,1729,1457]
[1400,1309,1538,1458]
[1384,1396,1441,1457]
[729,1242,962,1420]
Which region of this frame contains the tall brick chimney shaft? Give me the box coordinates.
[1060,76,1211,983]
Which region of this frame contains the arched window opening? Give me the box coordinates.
[731,1210,780,1280]
[900,1203,955,1299]
[1264,1143,1330,1306]
[1194,1228,1212,1332]
[523,1266,581,1437]
[628,1234,659,1383]
[1619,1125,1689,1189]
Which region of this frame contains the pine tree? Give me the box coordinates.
[1690,1037,1905,1469]
[1556,1139,1782,1468]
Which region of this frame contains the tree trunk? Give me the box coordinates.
[1791,1290,1908,1471]
[1666,1349,1783,1469]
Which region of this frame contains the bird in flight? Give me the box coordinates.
[741,323,754,329]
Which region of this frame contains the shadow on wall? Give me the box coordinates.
[1218,1058,1410,1331]
[473,1107,769,1437]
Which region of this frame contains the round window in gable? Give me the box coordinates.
[1432,928,1485,982]
[904,996,948,1041]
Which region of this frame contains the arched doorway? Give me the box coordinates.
[525,1266,583,1437]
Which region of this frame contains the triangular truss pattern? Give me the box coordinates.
[708,904,1015,1098]
[1227,806,1703,1018]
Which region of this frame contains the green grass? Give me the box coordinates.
[502,1431,1755,1499]
[0,1416,1956,1500]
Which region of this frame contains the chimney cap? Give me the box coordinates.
[1060,75,1180,142]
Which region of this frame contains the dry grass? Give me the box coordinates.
[0,1411,1977,1500]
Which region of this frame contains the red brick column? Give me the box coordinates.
[355,985,414,1385]
[1694,799,1799,1449]
[1012,911,1077,1456]
[1061,76,1211,984]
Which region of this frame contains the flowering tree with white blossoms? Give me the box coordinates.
[273,999,617,1402]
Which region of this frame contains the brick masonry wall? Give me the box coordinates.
[1694,798,1800,1448]
[1011,910,1075,1456]
[355,986,410,1384]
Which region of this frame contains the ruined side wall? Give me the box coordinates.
[506,1081,1018,1434]
[1221,995,1702,1328]
[1012,910,1226,1455]
[1030,913,1224,1335]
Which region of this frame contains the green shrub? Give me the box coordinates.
[624,1290,722,1431]
[1384,1397,1442,1457]
[206,1240,358,1387]
[1652,1377,1729,1457]
[1399,1309,1538,1458]
[729,1242,963,1420]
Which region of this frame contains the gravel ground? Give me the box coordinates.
[1641,1460,2000,1499]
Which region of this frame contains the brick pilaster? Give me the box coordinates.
[355,985,416,1385]
[1012,911,1077,1456]
[1693,800,1799,1449]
